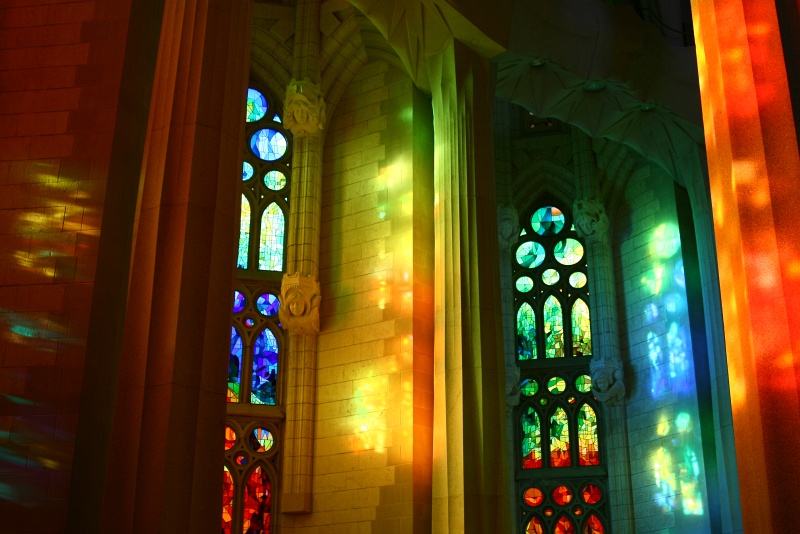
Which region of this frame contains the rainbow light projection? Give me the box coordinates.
[640,221,707,523]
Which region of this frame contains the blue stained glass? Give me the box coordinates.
[257,293,279,316]
[233,290,245,313]
[243,161,254,181]
[252,328,278,405]
[517,302,537,360]
[238,195,251,269]
[246,88,268,122]
[250,129,287,161]
[273,114,281,123]
[229,326,243,403]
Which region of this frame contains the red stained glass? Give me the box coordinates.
[584,514,604,534]
[243,466,272,534]
[581,484,602,505]
[524,487,544,506]
[526,516,544,534]
[578,404,600,466]
[573,506,582,515]
[222,467,234,534]
[225,426,236,450]
[544,507,553,517]
[554,515,576,534]
[553,485,573,505]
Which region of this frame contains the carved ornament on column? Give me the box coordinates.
[278,272,321,334]
[497,205,520,251]
[506,365,521,415]
[573,198,609,243]
[589,357,625,406]
[283,79,326,137]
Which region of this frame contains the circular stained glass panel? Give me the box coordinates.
[524,487,544,506]
[256,293,279,316]
[531,206,565,236]
[250,427,274,453]
[520,379,538,397]
[233,291,245,313]
[243,161,254,181]
[516,276,534,293]
[553,486,573,506]
[235,454,247,466]
[582,484,602,504]
[554,238,584,266]
[575,375,592,393]
[542,269,560,285]
[264,170,287,191]
[547,376,566,394]
[244,318,255,328]
[246,88,268,122]
[569,272,587,288]
[516,241,546,268]
[250,128,287,161]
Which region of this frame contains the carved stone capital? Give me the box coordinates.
[283,79,326,137]
[497,205,520,251]
[590,357,625,406]
[278,272,321,334]
[505,365,521,413]
[573,198,609,243]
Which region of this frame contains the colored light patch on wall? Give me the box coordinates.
[222,466,234,534]
[246,88,268,122]
[229,326,242,402]
[517,302,537,360]
[251,329,278,405]
[259,203,284,271]
[578,404,600,466]
[650,223,681,259]
[516,241,546,268]
[521,407,542,468]
[554,238,583,265]
[550,407,571,467]
[531,206,565,235]
[238,195,251,269]
[250,129,287,161]
[243,466,272,534]
[572,298,591,356]
[544,296,564,358]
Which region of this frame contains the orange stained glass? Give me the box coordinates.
[550,407,571,467]
[224,426,236,450]
[524,487,544,506]
[222,466,234,534]
[584,514,604,534]
[243,466,271,534]
[526,516,545,534]
[553,485,573,505]
[554,515,576,534]
[582,484,602,504]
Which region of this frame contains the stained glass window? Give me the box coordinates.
[249,428,274,453]
[243,466,272,534]
[246,88,268,122]
[554,515,575,534]
[572,299,591,356]
[251,328,278,405]
[516,276,534,293]
[516,241,546,268]
[522,407,542,469]
[229,327,242,403]
[251,129,287,161]
[222,466,234,534]
[258,203,284,271]
[550,407,571,467]
[238,195,251,269]
[544,296,564,358]
[578,404,600,466]
[264,170,286,191]
[531,206,565,235]
[525,516,545,534]
[585,514,605,534]
[517,302,537,360]
[243,161,254,181]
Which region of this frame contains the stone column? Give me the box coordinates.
[68,0,253,532]
[571,129,634,532]
[428,39,509,534]
[280,0,325,514]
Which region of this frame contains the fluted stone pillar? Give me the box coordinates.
[428,39,509,534]
[280,0,324,514]
[571,129,635,532]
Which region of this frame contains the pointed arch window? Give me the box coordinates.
[224,84,290,533]
[513,203,609,534]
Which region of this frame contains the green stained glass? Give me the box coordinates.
[569,272,587,288]
[542,269,560,285]
[228,326,242,402]
[550,407,571,467]
[264,170,287,191]
[578,404,600,466]
[246,88,268,122]
[547,376,566,394]
[554,238,584,266]
[544,295,564,358]
[531,206,565,236]
[243,161,254,181]
[572,298,592,356]
[259,203,284,271]
[521,407,542,468]
[238,195,251,269]
[520,228,527,236]
[251,128,287,161]
[520,378,538,396]
[516,241,546,268]
[575,374,592,393]
[273,113,281,123]
[517,302,537,360]
[516,276,534,292]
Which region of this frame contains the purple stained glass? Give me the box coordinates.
[233,291,245,313]
[252,328,278,405]
[228,326,242,403]
[256,293,279,316]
